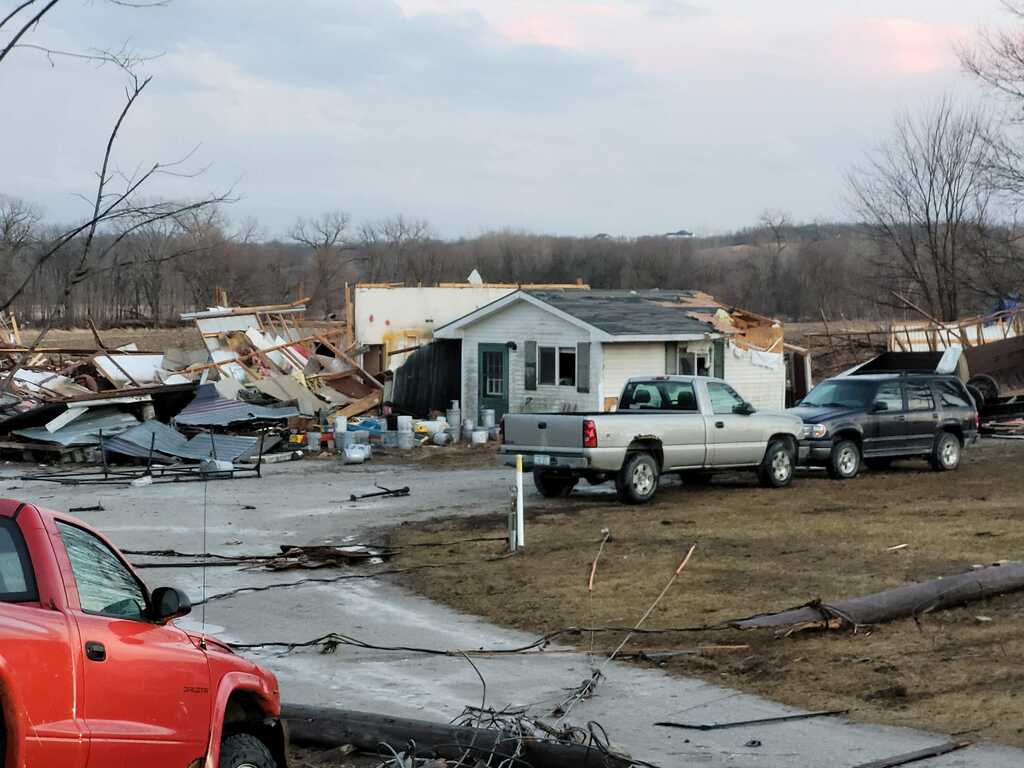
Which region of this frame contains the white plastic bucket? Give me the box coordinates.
[397,415,414,433]
[471,429,488,445]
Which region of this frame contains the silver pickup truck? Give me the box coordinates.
[500,375,804,504]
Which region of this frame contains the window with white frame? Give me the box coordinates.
[678,347,713,377]
[537,345,577,387]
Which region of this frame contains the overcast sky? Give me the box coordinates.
[0,0,1013,238]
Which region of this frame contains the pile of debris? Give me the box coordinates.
[0,300,389,477]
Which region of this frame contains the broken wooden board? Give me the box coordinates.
[336,392,381,418]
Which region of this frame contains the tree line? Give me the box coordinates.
[6,1,1024,332]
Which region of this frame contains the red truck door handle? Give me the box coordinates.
[85,641,106,662]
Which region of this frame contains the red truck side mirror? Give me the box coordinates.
[149,587,192,624]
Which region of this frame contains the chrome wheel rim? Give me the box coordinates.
[772,450,792,482]
[632,462,655,495]
[942,439,959,467]
[837,446,858,475]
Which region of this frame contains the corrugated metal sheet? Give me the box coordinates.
[13,408,140,446]
[174,384,299,427]
[103,421,271,462]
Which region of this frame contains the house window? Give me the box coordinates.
[678,347,713,377]
[558,347,577,387]
[539,347,556,385]
[537,345,577,387]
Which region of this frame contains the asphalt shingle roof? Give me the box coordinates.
[526,289,724,336]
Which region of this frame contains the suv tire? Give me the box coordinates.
[532,470,577,498]
[930,432,961,472]
[616,452,659,504]
[758,439,794,488]
[827,439,861,480]
[220,733,277,768]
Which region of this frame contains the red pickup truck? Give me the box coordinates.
[0,499,287,768]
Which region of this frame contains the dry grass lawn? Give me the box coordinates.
[392,440,1024,746]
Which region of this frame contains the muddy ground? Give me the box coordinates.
[392,439,1024,746]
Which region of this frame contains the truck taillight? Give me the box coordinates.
[583,419,598,448]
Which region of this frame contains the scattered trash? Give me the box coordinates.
[744,739,762,748]
[349,484,411,502]
[68,504,105,513]
[130,475,154,488]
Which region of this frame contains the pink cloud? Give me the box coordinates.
[833,18,970,76]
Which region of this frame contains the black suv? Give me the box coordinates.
[790,373,979,479]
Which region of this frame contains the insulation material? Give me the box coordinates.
[13,370,93,398]
[94,354,165,387]
[750,350,784,370]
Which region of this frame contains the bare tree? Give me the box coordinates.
[289,211,354,317]
[846,98,995,321]
[960,2,1024,197]
[0,0,229,388]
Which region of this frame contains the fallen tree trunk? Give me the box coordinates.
[732,562,1024,630]
[282,704,633,768]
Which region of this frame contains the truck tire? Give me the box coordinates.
[930,432,961,472]
[757,439,794,488]
[827,439,861,480]
[219,733,277,768]
[532,470,578,498]
[615,452,659,504]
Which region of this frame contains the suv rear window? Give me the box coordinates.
[0,518,38,603]
[935,380,972,409]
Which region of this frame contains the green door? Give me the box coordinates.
[478,343,510,420]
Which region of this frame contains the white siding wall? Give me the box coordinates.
[601,343,667,402]
[724,342,786,411]
[458,301,600,421]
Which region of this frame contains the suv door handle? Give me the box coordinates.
[85,641,106,662]
[715,421,725,429]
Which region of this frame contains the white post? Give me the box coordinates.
[515,454,525,550]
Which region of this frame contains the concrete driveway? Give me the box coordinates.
[8,458,1021,767]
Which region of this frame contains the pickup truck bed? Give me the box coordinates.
[500,375,804,503]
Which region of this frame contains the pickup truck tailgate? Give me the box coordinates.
[503,414,585,451]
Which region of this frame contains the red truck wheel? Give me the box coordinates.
[219,733,277,768]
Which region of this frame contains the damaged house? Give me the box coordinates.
[433,289,797,422]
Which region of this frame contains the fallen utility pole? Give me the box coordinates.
[732,562,1024,630]
[655,709,848,731]
[349,485,410,502]
[850,740,971,768]
[282,705,634,768]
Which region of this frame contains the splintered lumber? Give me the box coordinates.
[337,392,381,417]
[851,741,970,768]
[281,705,632,768]
[732,563,1024,630]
